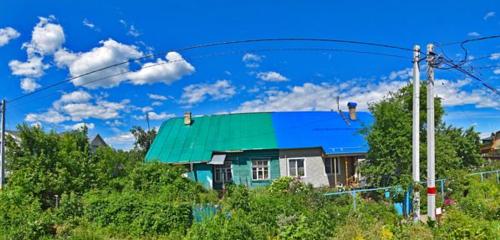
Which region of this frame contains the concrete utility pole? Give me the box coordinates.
[0,99,6,189]
[426,44,436,221]
[412,45,421,222]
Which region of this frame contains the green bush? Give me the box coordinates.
[0,187,54,239]
[435,208,499,240]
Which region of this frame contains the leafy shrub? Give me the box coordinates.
[0,187,54,239]
[82,190,193,236]
[268,176,312,195]
[435,208,500,240]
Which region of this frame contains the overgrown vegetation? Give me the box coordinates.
[363,83,484,187]
[0,86,497,239]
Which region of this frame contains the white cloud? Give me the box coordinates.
[23,16,65,56]
[25,110,68,124]
[256,71,289,82]
[181,80,236,105]
[105,132,135,150]
[467,32,480,37]
[127,52,195,85]
[0,27,20,47]
[236,78,500,113]
[135,112,175,120]
[386,68,412,80]
[119,19,141,37]
[82,18,96,29]
[484,11,496,20]
[20,78,41,93]
[9,57,48,78]
[26,90,130,124]
[148,93,167,101]
[54,39,143,88]
[242,53,262,68]
[489,53,500,60]
[151,101,163,106]
[66,122,95,130]
[243,53,262,62]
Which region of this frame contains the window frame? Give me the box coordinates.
[324,157,341,175]
[213,161,233,183]
[251,158,270,181]
[288,158,306,178]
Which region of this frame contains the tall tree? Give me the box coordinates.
[130,126,157,156]
[362,83,483,186]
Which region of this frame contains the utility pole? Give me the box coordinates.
[426,44,436,221]
[146,111,151,131]
[0,99,6,189]
[412,45,421,222]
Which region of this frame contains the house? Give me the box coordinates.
[90,134,108,151]
[146,103,372,190]
[481,131,500,161]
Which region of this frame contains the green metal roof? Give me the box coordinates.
[145,112,278,163]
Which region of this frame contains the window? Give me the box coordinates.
[324,157,340,175]
[252,160,269,180]
[214,161,232,183]
[289,159,305,177]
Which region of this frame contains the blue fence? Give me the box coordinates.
[323,169,500,216]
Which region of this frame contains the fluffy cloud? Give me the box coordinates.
[467,32,481,37]
[181,80,236,105]
[127,52,195,85]
[25,90,130,124]
[23,16,65,56]
[66,122,95,130]
[104,132,135,150]
[135,112,175,120]
[25,110,69,124]
[242,53,262,68]
[54,39,143,88]
[484,11,496,20]
[9,57,48,78]
[386,68,412,80]
[0,27,20,47]
[20,78,41,93]
[148,94,167,101]
[236,78,500,113]
[489,53,500,60]
[256,71,289,82]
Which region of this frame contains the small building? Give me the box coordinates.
[481,131,500,161]
[146,104,372,190]
[90,134,108,151]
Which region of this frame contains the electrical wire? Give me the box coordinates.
[6,38,416,103]
[7,46,412,108]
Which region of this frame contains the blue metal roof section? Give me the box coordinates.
[271,111,373,155]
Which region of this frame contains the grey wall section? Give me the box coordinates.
[279,148,330,188]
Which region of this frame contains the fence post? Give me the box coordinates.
[496,171,499,184]
[351,191,357,210]
[480,173,484,182]
[440,180,445,204]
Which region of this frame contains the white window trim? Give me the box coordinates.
[251,158,271,181]
[288,158,306,178]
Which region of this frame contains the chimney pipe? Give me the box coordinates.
[347,102,357,121]
[184,112,192,125]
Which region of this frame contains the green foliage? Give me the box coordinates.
[130,126,157,156]
[0,187,54,239]
[436,208,499,240]
[363,83,483,186]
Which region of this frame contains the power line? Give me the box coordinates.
[6,38,415,103]
[7,46,412,108]
[440,58,500,96]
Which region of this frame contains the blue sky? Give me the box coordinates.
[0,1,499,149]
